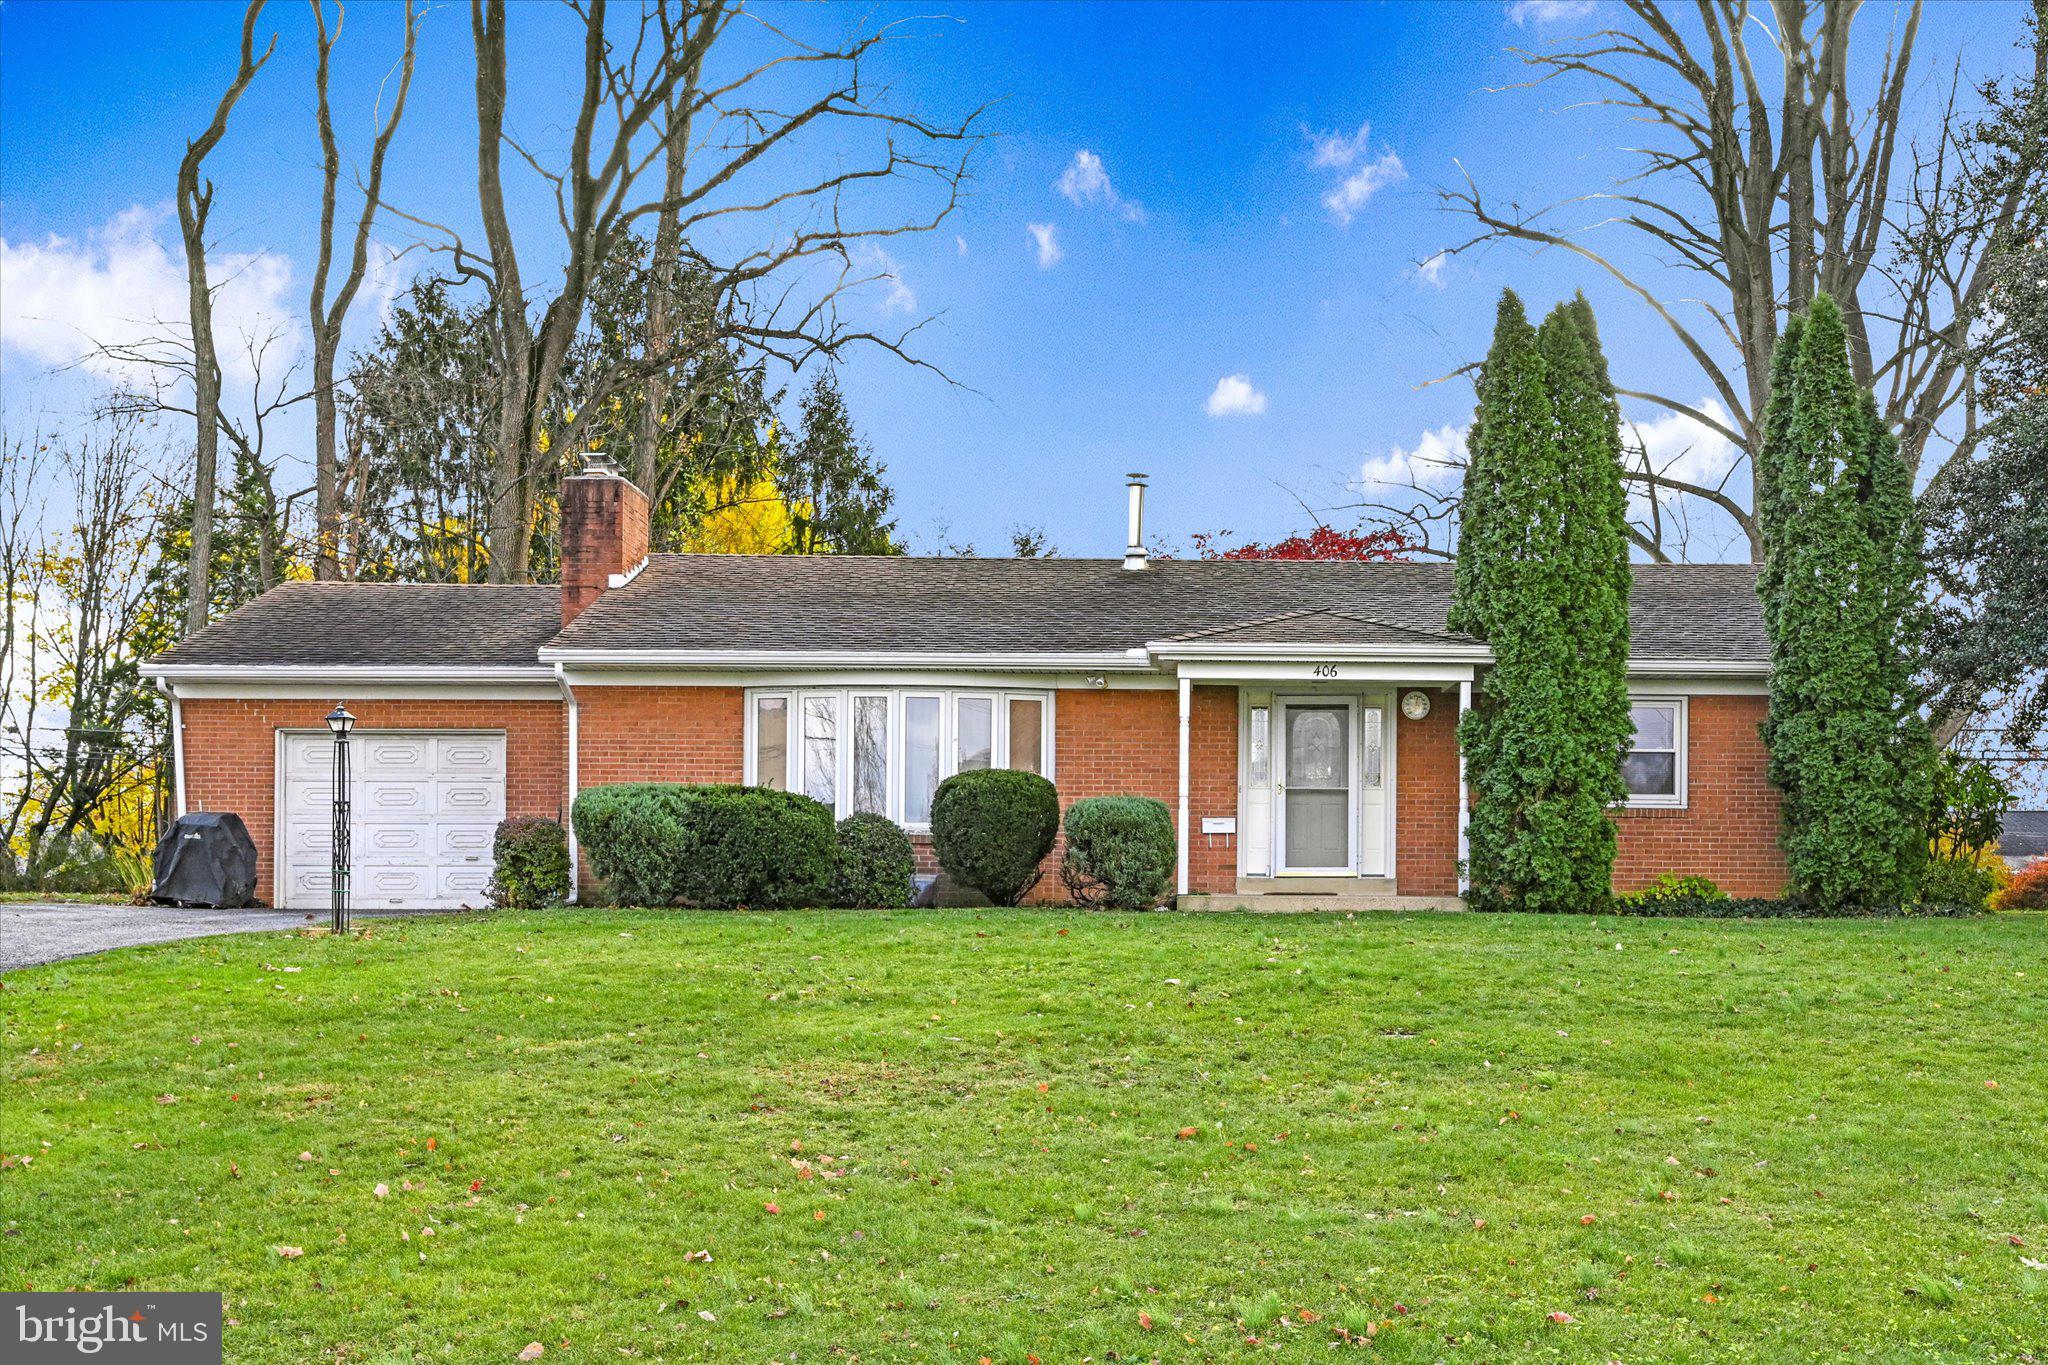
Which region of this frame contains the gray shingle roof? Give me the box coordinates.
[149,558,1770,668]
[153,583,561,668]
[547,555,1769,662]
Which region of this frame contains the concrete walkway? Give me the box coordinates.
[0,902,481,972]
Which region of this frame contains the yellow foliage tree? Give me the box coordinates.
[680,465,813,555]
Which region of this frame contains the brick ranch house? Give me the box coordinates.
[141,469,1785,911]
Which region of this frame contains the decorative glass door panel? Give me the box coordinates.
[1280,703,1351,871]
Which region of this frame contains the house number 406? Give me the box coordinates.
[1312,663,1340,678]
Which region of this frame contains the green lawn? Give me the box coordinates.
[5,910,2046,1362]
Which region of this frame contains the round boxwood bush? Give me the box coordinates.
[1060,795,1174,909]
[488,816,572,908]
[830,812,915,908]
[570,782,834,908]
[929,768,1059,906]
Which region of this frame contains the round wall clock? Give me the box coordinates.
[1400,690,1433,721]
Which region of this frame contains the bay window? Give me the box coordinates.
[746,687,1054,827]
[1621,698,1685,807]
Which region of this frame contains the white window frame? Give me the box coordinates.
[743,686,1055,830]
[1621,695,1687,809]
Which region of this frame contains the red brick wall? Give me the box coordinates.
[1395,688,1463,897]
[574,685,745,788]
[177,697,568,906]
[1613,693,1785,897]
[559,474,650,626]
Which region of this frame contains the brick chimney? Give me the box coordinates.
[560,458,650,626]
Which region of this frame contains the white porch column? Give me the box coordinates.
[1456,678,1472,894]
[1176,674,1192,898]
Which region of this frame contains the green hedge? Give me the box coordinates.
[488,816,571,908]
[930,769,1059,905]
[1606,893,1981,919]
[570,783,834,908]
[831,813,914,908]
[1060,795,1174,909]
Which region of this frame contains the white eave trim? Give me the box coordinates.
[141,663,555,685]
[538,647,1155,671]
[1145,640,1493,664]
[1625,657,1771,677]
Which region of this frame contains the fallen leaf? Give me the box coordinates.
[1138,1311,1153,1331]
[517,1345,544,1363]
[763,1202,781,1215]
[274,1246,304,1259]
[697,1310,715,1322]
[1546,1311,1575,1325]
[427,1137,439,1150]
[1579,1214,1597,1226]
[298,1152,314,1163]
[373,1183,389,1199]
[1176,1127,1198,1140]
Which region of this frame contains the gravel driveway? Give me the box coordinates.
[0,902,480,972]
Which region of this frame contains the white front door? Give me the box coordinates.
[278,730,505,910]
[1276,700,1354,873]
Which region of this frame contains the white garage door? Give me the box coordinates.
[279,731,505,911]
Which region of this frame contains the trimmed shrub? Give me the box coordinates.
[570,783,834,909]
[1919,842,2008,913]
[489,816,572,908]
[831,813,914,908]
[1993,858,2048,911]
[1614,873,1727,914]
[930,768,1059,906]
[1061,795,1175,909]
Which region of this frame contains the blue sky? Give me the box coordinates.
[2,0,2034,559]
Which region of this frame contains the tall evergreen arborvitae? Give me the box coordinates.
[1451,290,1631,912]
[1757,293,1935,909]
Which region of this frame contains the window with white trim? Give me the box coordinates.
[1621,698,1685,806]
[745,688,1054,828]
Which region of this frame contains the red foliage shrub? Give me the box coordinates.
[1992,857,2048,911]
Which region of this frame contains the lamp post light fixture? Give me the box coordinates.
[326,704,356,934]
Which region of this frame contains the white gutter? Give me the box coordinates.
[1456,677,1471,895]
[1623,658,1771,677]
[140,663,554,684]
[1176,675,1191,899]
[554,662,580,904]
[154,676,188,818]
[538,648,1154,671]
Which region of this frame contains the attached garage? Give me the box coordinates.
[277,730,506,911]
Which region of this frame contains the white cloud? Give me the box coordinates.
[1359,423,1469,492]
[955,234,969,257]
[1507,0,1596,24]
[1626,397,1740,492]
[1204,373,1268,418]
[862,245,916,312]
[1414,250,1450,289]
[1055,149,1146,223]
[0,204,300,387]
[1027,222,1062,270]
[1304,122,1407,224]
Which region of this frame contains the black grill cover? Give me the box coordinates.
[152,812,260,908]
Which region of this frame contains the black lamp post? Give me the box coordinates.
[326,704,355,933]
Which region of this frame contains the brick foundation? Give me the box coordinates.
[177,697,568,906]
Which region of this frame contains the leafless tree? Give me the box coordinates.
[385,0,983,581]
[92,323,311,598]
[176,0,276,631]
[0,417,167,883]
[308,0,418,580]
[1420,0,2034,561]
